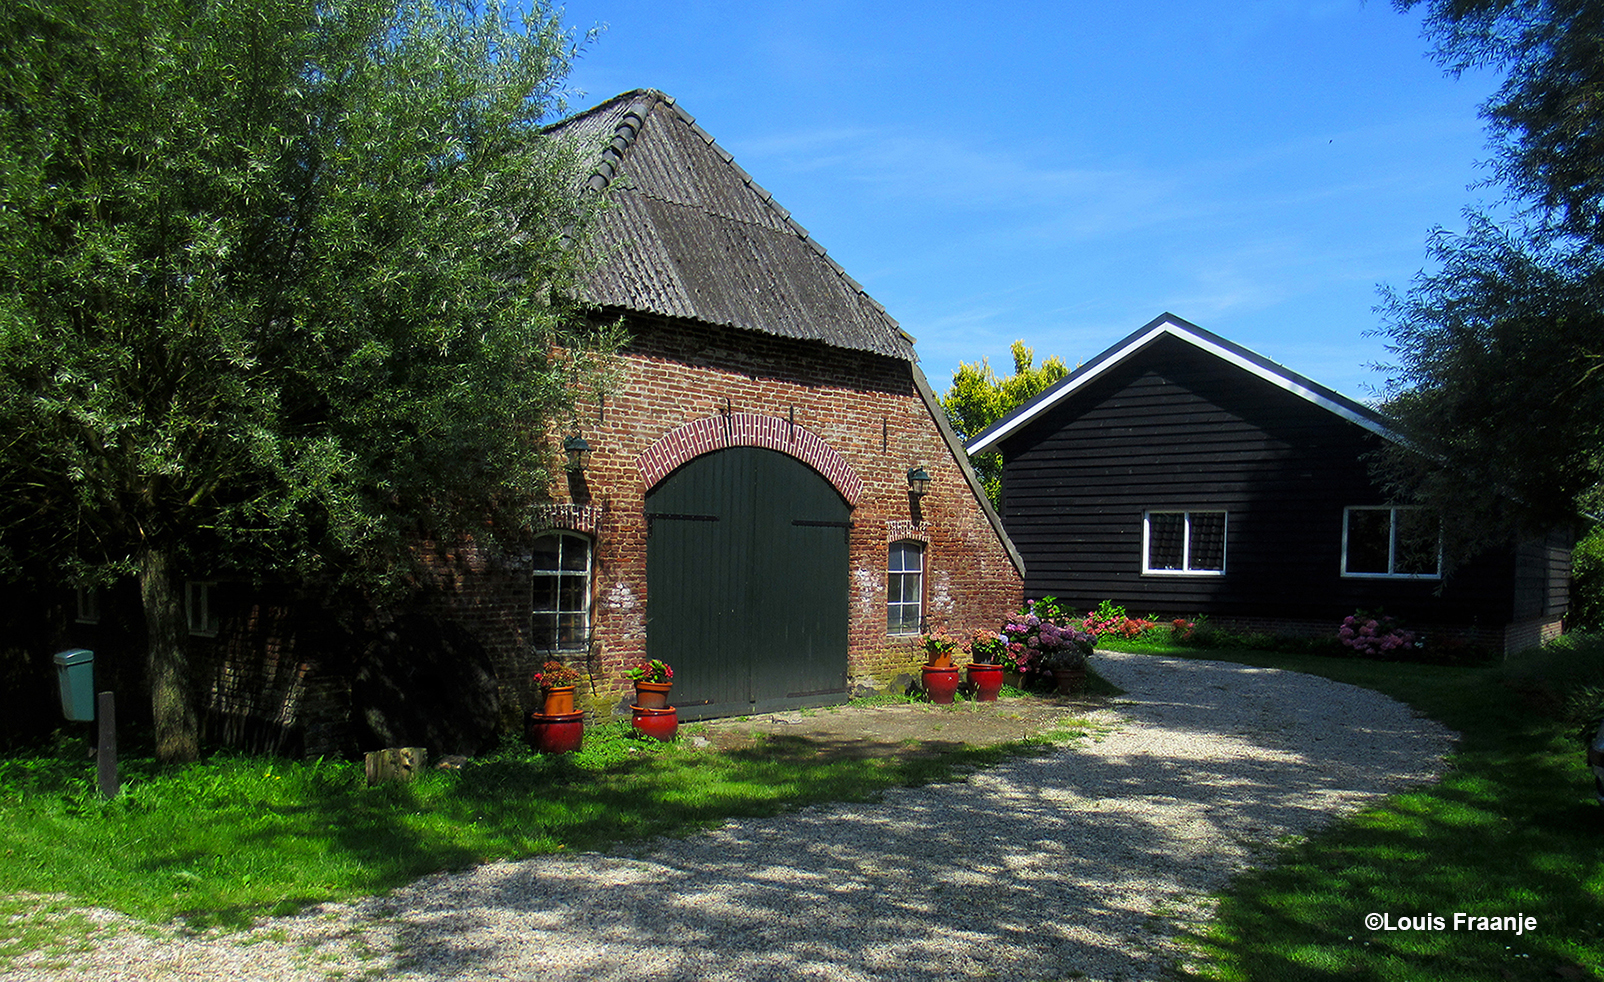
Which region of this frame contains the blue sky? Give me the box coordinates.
[546,0,1503,403]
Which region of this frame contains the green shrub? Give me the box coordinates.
[1572,523,1604,630]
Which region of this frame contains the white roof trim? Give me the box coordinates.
[964,316,1400,455]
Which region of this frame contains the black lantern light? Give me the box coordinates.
[906,466,932,498]
[563,435,592,473]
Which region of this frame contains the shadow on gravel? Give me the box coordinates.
[375,654,1453,981]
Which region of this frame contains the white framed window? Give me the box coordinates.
[1143,510,1227,575]
[1342,506,1441,578]
[532,532,591,651]
[887,540,925,635]
[185,581,219,636]
[75,587,101,624]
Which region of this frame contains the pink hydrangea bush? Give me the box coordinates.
[1337,612,1418,658]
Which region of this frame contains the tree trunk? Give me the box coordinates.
[140,547,198,763]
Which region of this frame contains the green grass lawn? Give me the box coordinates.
[1093,637,1604,982]
[0,699,1074,944]
[3,640,1602,981]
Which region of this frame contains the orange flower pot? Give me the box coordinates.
[633,681,672,710]
[543,685,576,715]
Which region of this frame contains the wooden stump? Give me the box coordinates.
[365,746,428,786]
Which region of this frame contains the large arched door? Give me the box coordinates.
[645,446,850,719]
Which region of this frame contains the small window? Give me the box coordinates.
[75,587,101,625]
[185,581,219,636]
[532,532,591,651]
[887,541,924,635]
[1342,507,1441,578]
[1143,511,1227,575]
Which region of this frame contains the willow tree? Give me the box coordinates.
[0,0,618,761]
[1375,0,1604,557]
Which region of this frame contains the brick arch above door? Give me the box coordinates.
[635,413,863,505]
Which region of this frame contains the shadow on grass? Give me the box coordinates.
[1153,646,1604,982]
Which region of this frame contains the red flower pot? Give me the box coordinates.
[631,705,679,741]
[922,665,962,704]
[634,681,672,710]
[525,710,585,754]
[967,662,1004,702]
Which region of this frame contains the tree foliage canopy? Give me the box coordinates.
[0,0,617,758]
[1400,0,1604,245]
[940,341,1068,506]
[1377,0,1604,550]
[0,0,614,587]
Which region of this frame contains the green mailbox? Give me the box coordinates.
[54,649,95,722]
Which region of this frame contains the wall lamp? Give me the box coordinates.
[906,466,932,498]
[564,435,593,473]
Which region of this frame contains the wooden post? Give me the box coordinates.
[96,691,118,799]
[364,747,428,786]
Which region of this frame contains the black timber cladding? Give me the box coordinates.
[998,332,1520,624]
[546,90,916,361]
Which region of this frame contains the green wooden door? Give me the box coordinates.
[645,446,850,719]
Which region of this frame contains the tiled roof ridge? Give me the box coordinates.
[576,89,914,347]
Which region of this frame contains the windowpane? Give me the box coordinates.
[889,541,921,574]
[532,577,557,611]
[532,533,591,650]
[532,538,561,572]
[896,573,916,604]
[1345,510,1392,574]
[557,613,586,646]
[1189,513,1226,571]
[558,574,586,611]
[1147,513,1184,570]
[531,612,557,646]
[887,542,923,635]
[1395,509,1441,575]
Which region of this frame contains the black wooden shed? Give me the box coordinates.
[966,313,1569,654]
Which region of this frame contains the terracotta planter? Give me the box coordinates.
[922,664,961,704]
[1002,669,1024,691]
[634,680,672,710]
[967,662,1004,702]
[925,653,954,669]
[542,685,576,715]
[631,705,679,741]
[1052,667,1086,696]
[525,710,585,754]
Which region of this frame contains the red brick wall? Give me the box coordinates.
[489,315,1024,714]
[187,315,1025,748]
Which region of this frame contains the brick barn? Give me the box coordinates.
[490,89,1024,722]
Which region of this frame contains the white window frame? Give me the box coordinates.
[531,532,592,652]
[185,581,219,636]
[887,540,925,636]
[1341,506,1443,579]
[1142,510,1228,576]
[75,586,101,625]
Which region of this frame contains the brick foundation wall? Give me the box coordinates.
[1502,616,1565,656]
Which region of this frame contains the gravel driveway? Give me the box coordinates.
[5,652,1456,982]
